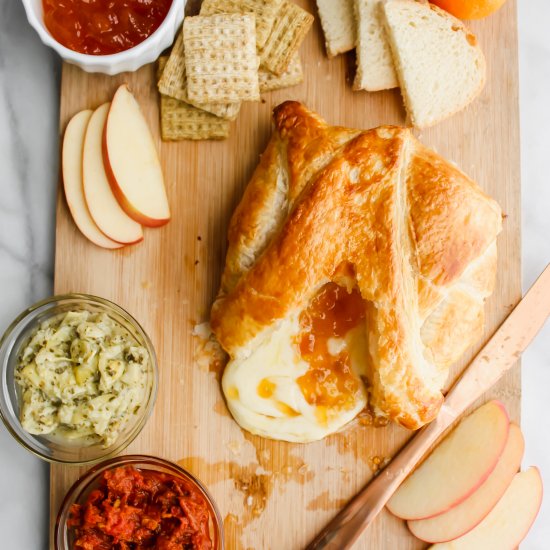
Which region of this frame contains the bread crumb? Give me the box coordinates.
[192,322,227,373]
[226,440,242,456]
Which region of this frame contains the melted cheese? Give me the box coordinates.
[222,315,369,442]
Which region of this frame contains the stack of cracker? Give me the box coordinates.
[158,0,314,141]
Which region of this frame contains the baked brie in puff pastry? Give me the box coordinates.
[210,102,502,442]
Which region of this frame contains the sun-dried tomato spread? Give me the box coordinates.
[68,466,213,549]
[42,0,173,55]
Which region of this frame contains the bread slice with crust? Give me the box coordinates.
[316,0,355,58]
[383,1,486,128]
[353,0,399,91]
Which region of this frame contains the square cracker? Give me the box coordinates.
[259,53,303,93]
[184,14,260,104]
[160,97,231,140]
[200,0,283,49]
[260,0,314,75]
[158,58,230,141]
[158,31,240,121]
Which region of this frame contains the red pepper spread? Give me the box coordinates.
[42,0,173,55]
[68,466,213,550]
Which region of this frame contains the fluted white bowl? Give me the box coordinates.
[21,0,185,75]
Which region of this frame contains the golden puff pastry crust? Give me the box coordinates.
[211,101,502,431]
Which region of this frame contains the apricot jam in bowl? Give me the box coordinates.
[21,0,185,74]
[54,455,224,550]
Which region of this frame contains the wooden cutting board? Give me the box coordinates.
[51,1,520,548]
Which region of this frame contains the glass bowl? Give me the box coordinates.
[0,294,158,464]
[54,455,224,550]
[21,0,185,75]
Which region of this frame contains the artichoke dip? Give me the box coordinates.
[15,310,149,447]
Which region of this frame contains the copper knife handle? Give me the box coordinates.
[306,264,550,550]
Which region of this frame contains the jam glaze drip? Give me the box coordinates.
[296,282,366,414]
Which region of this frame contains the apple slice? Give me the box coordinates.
[387,401,509,520]
[83,103,143,245]
[103,84,170,227]
[429,467,543,550]
[63,109,124,250]
[409,423,524,542]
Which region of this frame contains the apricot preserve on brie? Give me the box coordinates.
[42,0,173,55]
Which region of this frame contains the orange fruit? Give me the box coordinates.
[430,0,508,20]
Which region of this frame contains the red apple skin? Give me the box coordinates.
[102,86,170,228]
[386,474,500,523]
[62,109,125,250]
[387,400,510,521]
[102,138,170,228]
[408,423,525,543]
[428,468,543,550]
[110,231,144,246]
[82,103,144,246]
[521,468,544,542]
[425,400,510,519]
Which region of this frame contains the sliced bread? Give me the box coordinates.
[316,0,355,57]
[353,0,399,92]
[383,1,486,128]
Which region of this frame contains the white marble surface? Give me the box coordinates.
[0,1,548,548]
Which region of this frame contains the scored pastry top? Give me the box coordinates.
[211,101,502,437]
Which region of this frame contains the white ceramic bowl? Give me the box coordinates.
[21,0,185,75]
